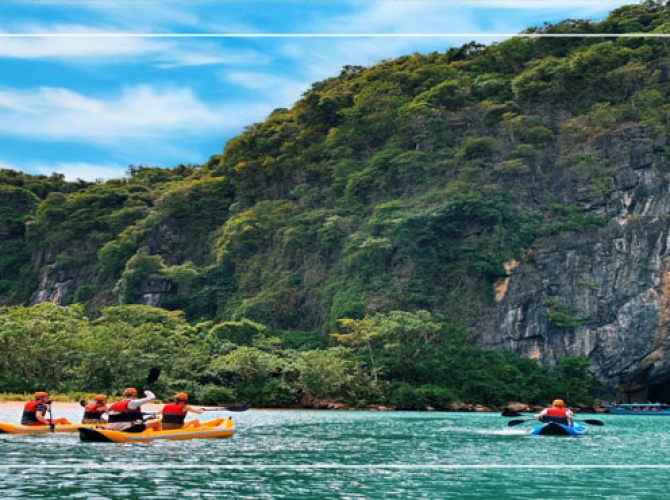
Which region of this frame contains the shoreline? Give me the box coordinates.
[0,401,603,414]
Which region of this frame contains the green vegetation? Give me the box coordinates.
[2,2,665,406]
[0,304,599,407]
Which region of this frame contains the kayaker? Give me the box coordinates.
[158,392,205,430]
[21,391,72,426]
[81,394,109,424]
[105,387,161,432]
[534,399,574,426]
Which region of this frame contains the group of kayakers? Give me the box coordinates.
[21,389,205,432]
[22,392,577,430]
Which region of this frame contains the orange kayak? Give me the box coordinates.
[0,421,97,434]
[78,417,235,443]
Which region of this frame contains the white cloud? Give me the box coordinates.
[312,0,633,35]
[0,27,265,68]
[224,71,310,105]
[0,84,272,155]
[34,161,131,182]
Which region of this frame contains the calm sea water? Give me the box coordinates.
[1,407,669,499]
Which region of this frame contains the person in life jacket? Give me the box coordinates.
[21,392,72,426]
[105,387,161,432]
[81,394,109,424]
[534,399,574,426]
[158,393,205,430]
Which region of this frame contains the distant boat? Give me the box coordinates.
[603,403,670,415]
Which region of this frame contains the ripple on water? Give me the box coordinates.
[1,408,670,498]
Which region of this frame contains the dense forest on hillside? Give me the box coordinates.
[2,2,669,406]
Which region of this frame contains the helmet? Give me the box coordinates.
[94,394,108,403]
[552,399,566,407]
[174,392,188,401]
[34,391,49,399]
[123,388,138,397]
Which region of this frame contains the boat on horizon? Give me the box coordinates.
[603,403,670,415]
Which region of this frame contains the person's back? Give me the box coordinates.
[81,395,109,424]
[106,388,159,432]
[159,393,204,430]
[535,399,574,426]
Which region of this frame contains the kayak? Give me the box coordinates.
[0,421,97,434]
[530,421,588,436]
[78,417,235,443]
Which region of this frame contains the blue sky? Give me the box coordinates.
[0,0,636,181]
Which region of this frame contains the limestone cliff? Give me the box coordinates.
[478,125,670,399]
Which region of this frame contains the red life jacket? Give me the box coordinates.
[21,400,47,426]
[546,407,569,418]
[107,398,143,423]
[83,402,106,421]
[161,402,187,425]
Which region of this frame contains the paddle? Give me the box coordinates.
[199,403,252,412]
[578,419,604,426]
[507,418,604,427]
[47,400,55,432]
[143,367,161,391]
[78,367,161,407]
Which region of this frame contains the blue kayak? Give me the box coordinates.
[530,421,588,436]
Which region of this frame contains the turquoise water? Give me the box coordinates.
[1,407,669,499]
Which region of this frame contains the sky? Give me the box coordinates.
[0,0,638,182]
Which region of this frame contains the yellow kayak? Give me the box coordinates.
[78,418,235,443]
[0,421,98,434]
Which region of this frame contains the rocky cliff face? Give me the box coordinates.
[478,125,670,399]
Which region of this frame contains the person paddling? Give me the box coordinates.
[158,392,205,430]
[21,392,71,426]
[81,394,109,424]
[535,399,574,426]
[105,387,161,432]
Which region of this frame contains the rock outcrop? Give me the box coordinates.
[477,126,670,398]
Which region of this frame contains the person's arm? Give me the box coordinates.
[127,390,156,410]
[35,409,49,424]
[534,409,547,419]
[184,404,204,415]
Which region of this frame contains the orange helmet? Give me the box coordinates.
[552,399,566,407]
[123,388,138,397]
[34,391,49,399]
[174,392,188,401]
[94,394,108,403]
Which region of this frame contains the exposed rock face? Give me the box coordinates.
[139,278,174,307]
[30,247,85,305]
[477,126,670,396]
